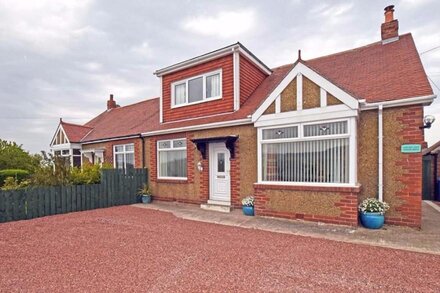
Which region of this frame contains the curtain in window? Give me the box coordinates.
[174,83,186,105]
[206,74,220,98]
[125,153,134,170]
[262,138,349,183]
[159,150,187,178]
[115,153,125,169]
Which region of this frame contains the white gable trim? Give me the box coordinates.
[50,124,70,147]
[251,62,359,122]
[254,104,357,128]
[233,48,240,111]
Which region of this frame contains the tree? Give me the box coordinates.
[0,139,40,172]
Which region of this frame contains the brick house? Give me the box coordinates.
[51,6,435,227]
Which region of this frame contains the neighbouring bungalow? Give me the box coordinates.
[51,6,436,227]
[423,139,440,201]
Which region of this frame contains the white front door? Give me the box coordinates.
[209,142,231,203]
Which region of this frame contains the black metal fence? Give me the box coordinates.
[0,168,148,223]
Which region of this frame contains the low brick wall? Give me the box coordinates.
[254,184,361,226]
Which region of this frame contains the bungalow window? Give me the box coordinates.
[171,69,222,107]
[114,144,135,171]
[260,120,351,184]
[157,138,187,179]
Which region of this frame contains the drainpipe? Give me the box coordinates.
[378,104,384,202]
[140,135,145,169]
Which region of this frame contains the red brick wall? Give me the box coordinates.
[385,106,424,227]
[239,55,267,106]
[254,184,360,226]
[162,55,234,123]
[82,138,143,168]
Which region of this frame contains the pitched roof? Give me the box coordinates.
[305,33,433,102]
[60,121,92,143]
[423,140,440,155]
[57,33,433,141]
[81,98,159,142]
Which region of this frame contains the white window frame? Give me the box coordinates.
[157,138,188,180]
[257,117,357,187]
[113,143,135,170]
[171,69,222,108]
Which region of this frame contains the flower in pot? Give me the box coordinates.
[241,196,255,216]
[137,184,152,204]
[358,198,390,229]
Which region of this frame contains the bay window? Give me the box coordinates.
[114,144,135,171]
[260,120,353,185]
[157,138,187,179]
[171,69,222,107]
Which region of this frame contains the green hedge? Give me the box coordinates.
[0,169,30,186]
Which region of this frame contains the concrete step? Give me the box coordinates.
[200,203,232,213]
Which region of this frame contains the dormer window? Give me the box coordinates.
[171,69,222,108]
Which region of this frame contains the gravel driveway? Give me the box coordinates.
[1,206,439,292]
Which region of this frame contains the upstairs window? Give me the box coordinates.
[171,69,222,107]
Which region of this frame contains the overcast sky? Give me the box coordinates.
[1,0,439,153]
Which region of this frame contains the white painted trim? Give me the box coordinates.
[256,117,357,186]
[51,143,81,151]
[171,69,223,108]
[50,124,70,147]
[81,135,140,145]
[155,45,238,76]
[159,76,163,123]
[154,43,271,77]
[297,73,303,111]
[142,118,252,137]
[157,138,187,180]
[256,181,359,188]
[237,47,272,75]
[257,127,262,182]
[233,49,240,111]
[113,143,135,170]
[252,62,359,122]
[360,94,436,110]
[378,104,383,202]
[349,117,357,185]
[255,106,357,128]
[320,88,327,107]
[275,95,281,113]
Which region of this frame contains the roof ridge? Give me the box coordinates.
[109,97,159,111]
[61,121,93,129]
[305,33,412,63]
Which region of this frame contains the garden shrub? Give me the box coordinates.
[0,169,30,186]
[1,177,31,190]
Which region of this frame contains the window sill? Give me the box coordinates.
[156,178,188,184]
[254,182,361,193]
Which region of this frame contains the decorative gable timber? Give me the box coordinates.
[50,124,70,147]
[251,62,359,122]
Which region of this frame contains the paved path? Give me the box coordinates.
[134,200,440,255]
[1,206,439,292]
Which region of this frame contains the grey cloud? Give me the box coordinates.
[0,0,439,153]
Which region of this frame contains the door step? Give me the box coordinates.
[200,203,232,213]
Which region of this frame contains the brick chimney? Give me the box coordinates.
[381,5,399,42]
[107,94,117,110]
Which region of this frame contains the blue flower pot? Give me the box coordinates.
[242,206,254,216]
[141,195,152,204]
[360,212,384,229]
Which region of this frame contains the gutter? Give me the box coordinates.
[141,118,252,137]
[81,135,140,145]
[360,94,436,110]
